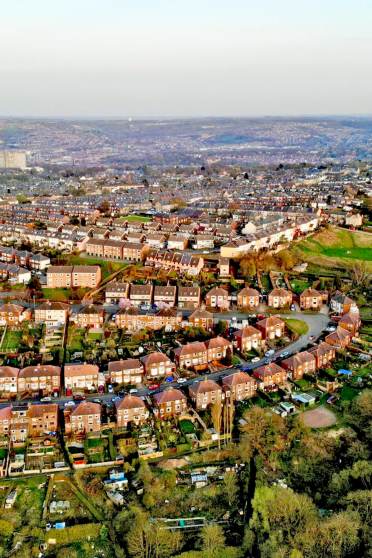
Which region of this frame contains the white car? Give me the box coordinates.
[129,388,138,394]
[64,400,75,407]
[40,396,52,402]
[178,378,187,384]
[251,357,260,363]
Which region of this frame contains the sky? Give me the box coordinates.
[1,0,371,118]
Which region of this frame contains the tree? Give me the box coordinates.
[199,524,226,558]
[69,215,80,225]
[248,486,317,557]
[126,508,182,558]
[98,200,110,214]
[239,256,256,278]
[0,519,14,539]
[347,390,372,443]
[211,401,222,449]
[223,470,239,508]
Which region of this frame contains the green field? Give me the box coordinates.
[291,227,372,272]
[118,213,151,223]
[0,329,22,351]
[66,254,126,279]
[42,287,72,301]
[284,318,309,336]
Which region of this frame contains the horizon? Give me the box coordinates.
[1,0,371,117]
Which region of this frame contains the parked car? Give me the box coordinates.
[251,357,260,363]
[148,383,160,391]
[129,388,138,394]
[64,400,75,407]
[73,394,86,402]
[40,397,52,402]
[178,377,187,384]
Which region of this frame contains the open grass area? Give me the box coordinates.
[66,326,85,352]
[284,318,309,336]
[291,227,372,272]
[290,278,310,294]
[42,287,72,301]
[66,254,127,280]
[119,213,151,223]
[0,329,22,351]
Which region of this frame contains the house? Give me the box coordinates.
[308,342,336,369]
[237,287,260,309]
[47,265,101,288]
[0,366,19,397]
[253,363,287,388]
[108,359,144,385]
[28,403,59,436]
[46,265,73,288]
[115,307,182,332]
[300,288,323,310]
[154,285,177,307]
[0,403,58,441]
[281,351,316,380]
[234,326,262,352]
[178,286,201,309]
[34,301,69,326]
[153,388,188,418]
[268,288,292,309]
[122,242,146,262]
[188,308,214,330]
[325,327,351,349]
[206,336,233,363]
[129,284,153,307]
[146,233,167,249]
[105,282,130,303]
[174,341,208,370]
[218,257,230,278]
[116,395,149,428]
[74,304,104,328]
[0,303,31,326]
[256,316,285,340]
[189,379,223,410]
[18,364,61,396]
[140,352,175,379]
[167,235,188,250]
[338,312,361,336]
[330,291,358,315]
[66,401,101,435]
[64,364,100,393]
[205,287,229,310]
[194,234,214,249]
[72,265,101,288]
[222,371,257,401]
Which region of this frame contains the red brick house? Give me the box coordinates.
[205,287,230,310]
[308,342,336,369]
[300,288,323,310]
[281,351,316,380]
[189,379,223,410]
[153,388,188,418]
[140,352,175,379]
[222,371,257,401]
[234,326,262,352]
[256,316,285,340]
[116,395,149,428]
[237,287,260,309]
[325,327,351,349]
[268,288,292,309]
[253,363,287,388]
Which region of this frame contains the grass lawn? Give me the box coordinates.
[179,419,196,434]
[290,278,310,294]
[284,318,309,336]
[291,227,372,271]
[119,214,151,223]
[67,326,85,352]
[42,287,72,301]
[1,329,22,351]
[66,255,127,280]
[340,385,360,401]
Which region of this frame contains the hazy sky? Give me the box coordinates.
[1,0,371,117]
